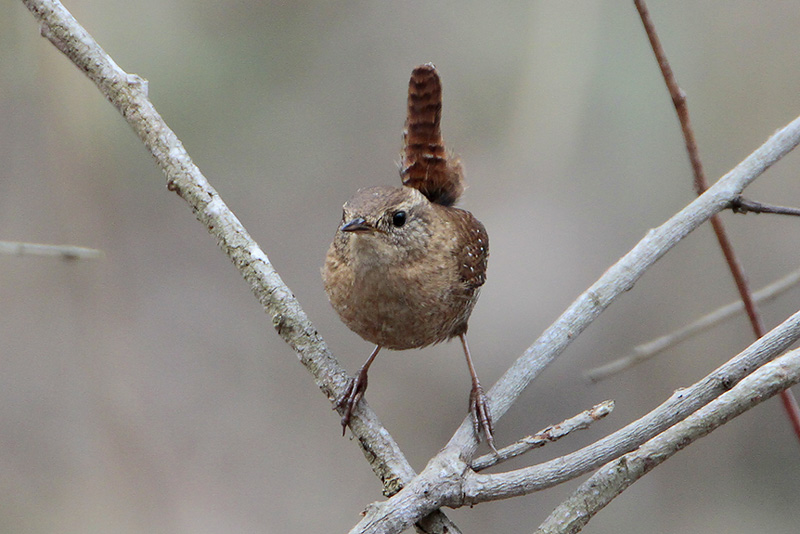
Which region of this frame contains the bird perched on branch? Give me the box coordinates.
[323,63,494,450]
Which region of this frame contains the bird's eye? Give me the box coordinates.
[392,210,407,228]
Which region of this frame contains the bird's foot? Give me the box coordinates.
[335,370,368,435]
[469,382,497,454]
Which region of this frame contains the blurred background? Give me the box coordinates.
[2,1,800,533]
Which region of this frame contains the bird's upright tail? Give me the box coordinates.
[400,63,464,207]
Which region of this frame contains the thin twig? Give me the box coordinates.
[634,0,800,443]
[536,346,800,534]
[0,240,102,260]
[471,400,614,471]
[731,196,800,216]
[586,266,800,382]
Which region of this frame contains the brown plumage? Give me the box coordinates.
[401,63,465,207]
[323,64,495,450]
[324,186,487,351]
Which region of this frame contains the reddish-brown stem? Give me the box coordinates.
[634,0,800,442]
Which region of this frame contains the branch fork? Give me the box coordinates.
[21,1,800,533]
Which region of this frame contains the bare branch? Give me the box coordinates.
[471,400,614,472]
[0,240,102,260]
[458,308,800,505]
[537,347,800,534]
[24,0,362,465]
[586,266,800,381]
[634,0,800,440]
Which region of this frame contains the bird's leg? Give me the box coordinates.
[336,345,382,434]
[460,334,496,453]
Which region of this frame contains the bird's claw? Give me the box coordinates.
[335,373,368,435]
[469,383,497,454]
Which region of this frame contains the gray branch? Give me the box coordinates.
[536,346,800,534]
[348,306,800,533]
[426,110,800,470]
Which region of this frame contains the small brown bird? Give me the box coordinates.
[323,64,494,449]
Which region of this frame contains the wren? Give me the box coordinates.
[323,64,494,449]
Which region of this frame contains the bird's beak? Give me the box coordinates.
[340,217,373,233]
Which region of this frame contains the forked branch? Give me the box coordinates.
[22,2,800,534]
[350,309,800,534]
[471,400,615,472]
[634,0,800,440]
